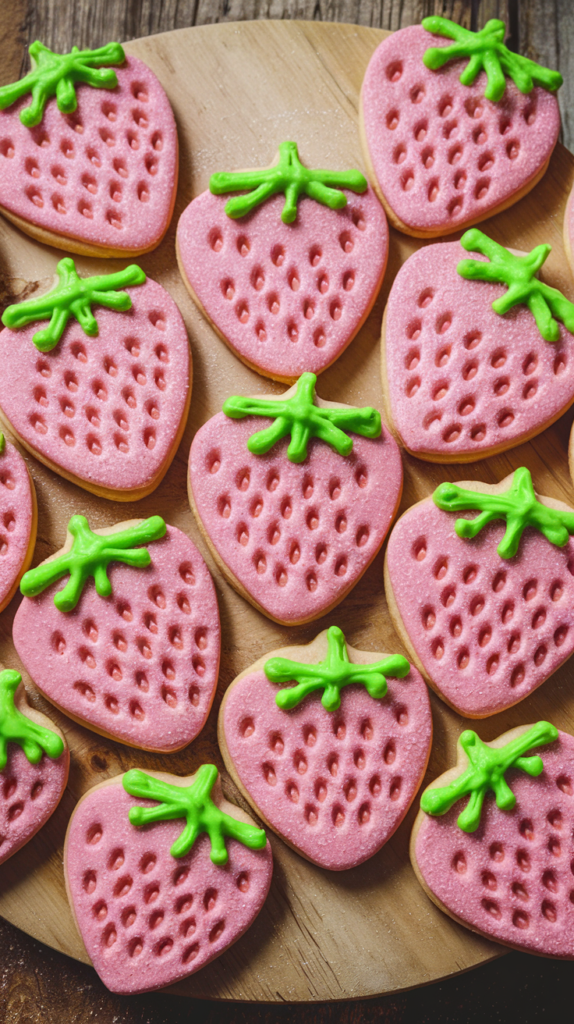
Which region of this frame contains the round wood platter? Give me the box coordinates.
[0,18,573,1004]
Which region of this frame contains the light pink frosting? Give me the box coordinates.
[386,499,574,716]
[66,780,273,993]
[0,56,177,252]
[189,412,402,622]
[0,279,190,494]
[384,242,574,457]
[362,26,560,233]
[0,440,34,607]
[0,740,68,864]
[415,729,574,956]
[177,189,388,379]
[222,665,431,870]
[13,526,220,751]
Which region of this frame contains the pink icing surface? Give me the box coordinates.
[386,499,574,716]
[0,440,33,607]
[189,412,402,623]
[415,729,574,957]
[0,741,68,864]
[177,188,388,380]
[384,242,574,457]
[13,526,220,751]
[66,780,273,993]
[222,665,431,870]
[0,278,190,493]
[0,56,177,252]
[361,26,560,233]
[566,184,574,263]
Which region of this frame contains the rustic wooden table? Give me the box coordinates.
[1,1,573,1021]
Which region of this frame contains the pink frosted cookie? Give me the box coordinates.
[0,668,69,865]
[382,232,574,462]
[0,434,37,613]
[65,765,272,993]
[189,373,402,624]
[13,515,220,752]
[360,19,561,237]
[0,263,190,500]
[385,469,574,718]
[411,721,574,958]
[0,42,178,256]
[177,141,388,382]
[219,627,431,871]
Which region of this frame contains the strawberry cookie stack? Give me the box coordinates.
[0,9,573,998]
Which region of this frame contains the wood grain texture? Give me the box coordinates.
[20,0,574,152]
[0,17,573,1004]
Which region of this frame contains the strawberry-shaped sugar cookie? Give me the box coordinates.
[0,668,69,864]
[0,41,178,256]
[382,231,574,462]
[385,469,574,718]
[0,260,190,500]
[189,373,402,625]
[65,764,272,993]
[412,721,574,958]
[177,142,388,382]
[361,18,562,237]
[219,627,431,871]
[0,433,37,613]
[13,515,220,752]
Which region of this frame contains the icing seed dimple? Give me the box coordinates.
[20,514,166,611]
[265,625,410,711]
[422,17,562,101]
[433,468,574,559]
[123,764,266,863]
[420,721,558,832]
[209,141,367,224]
[457,230,574,342]
[0,669,63,768]
[223,372,381,464]
[2,258,146,352]
[0,41,126,127]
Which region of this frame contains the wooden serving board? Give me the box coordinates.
[0,18,573,1004]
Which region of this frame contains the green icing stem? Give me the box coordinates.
[209,141,367,224]
[433,467,574,559]
[265,626,410,712]
[20,514,166,612]
[0,669,63,770]
[422,17,562,102]
[223,372,381,464]
[456,230,574,342]
[421,721,558,832]
[2,258,146,352]
[123,765,267,863]
[0,434,4,455]
[0,41,125,128]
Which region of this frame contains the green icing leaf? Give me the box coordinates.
[20,514,166,612]
[2,258,146,352]
[0,41,125,128]
[123,764,267,863]
[420,721,558,832]
[209,140,367,224]
[422,17,562,102]
[0,669,64,770]
[265,626,410,711]
[223,372,381,464]
[456,229,574,342]
[433,467,574,559]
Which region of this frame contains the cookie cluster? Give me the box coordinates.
[0,16,573,995]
